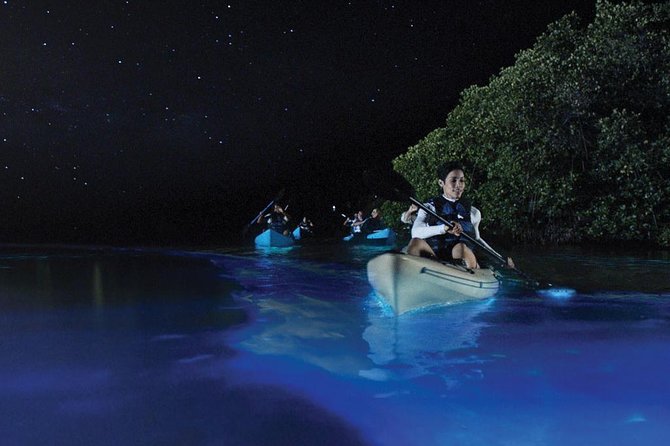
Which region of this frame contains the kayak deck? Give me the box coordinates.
[367,252,500,314]
[343,228,396,245]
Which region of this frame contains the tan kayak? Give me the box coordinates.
[367,252,500,314]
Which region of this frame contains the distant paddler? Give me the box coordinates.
[258,203,291,236]
[343,210,366,238]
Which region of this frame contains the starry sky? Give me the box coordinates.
[1,0,596,246]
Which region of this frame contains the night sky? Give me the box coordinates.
[1,1,596,246]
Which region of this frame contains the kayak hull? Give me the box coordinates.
[293,227,314,241]
[255,229,295,247]
[343,228,396,245]
[367,252,499,314]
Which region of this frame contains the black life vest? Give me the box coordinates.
[424,196,475,253]
[299,221,312,232]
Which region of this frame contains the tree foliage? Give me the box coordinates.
[392,1,670,246]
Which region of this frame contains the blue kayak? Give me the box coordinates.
[255,229,295,247]
[343,228,396,245]
[293,226,315,241]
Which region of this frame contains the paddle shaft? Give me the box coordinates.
[408,197,504,260]
[248,199,275,227]
[409,196,541,285]
[246,188,287,229]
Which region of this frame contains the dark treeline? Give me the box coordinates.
[387,1,670,247]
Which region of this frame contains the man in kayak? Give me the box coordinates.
[407,161,513,269]
[258,203,291,236]
[362,208,384,234]
[298,216,315,236]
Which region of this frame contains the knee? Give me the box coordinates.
[407,238,422,246]
[459,245,479,269]
[406,238,419,255]
[406,238,427,256]
[451,242,465,257]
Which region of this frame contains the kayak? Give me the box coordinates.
[292,226,314,241]
[255,229,295,247]
[367,252,500,314]
[343,228,396,245]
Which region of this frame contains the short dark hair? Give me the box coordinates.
[437,161,465,181]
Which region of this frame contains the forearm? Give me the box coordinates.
[411,224,446,239]
[411,207,446,239]
[400,212,413,224]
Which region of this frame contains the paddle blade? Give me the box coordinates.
[537,287,577,299]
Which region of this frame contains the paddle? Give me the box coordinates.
[243,188,285,235]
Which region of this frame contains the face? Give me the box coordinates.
[357,211,363,218]
[371,209,379,218]
[439,169,466,200]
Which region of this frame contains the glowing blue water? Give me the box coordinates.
[1,244,669,445]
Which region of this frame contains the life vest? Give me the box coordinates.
[350,216,364,233]
[299,221,313,232]
[425,196,475,253]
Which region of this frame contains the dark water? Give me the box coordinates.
[1,242,669,445]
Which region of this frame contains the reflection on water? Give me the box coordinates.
[1,243,669,445]
[233,293,374,377]
[215,251,373,378]
[508,245,670,293]
[0,246,241,310]
[361,298,494,383]
[92,261,104,308]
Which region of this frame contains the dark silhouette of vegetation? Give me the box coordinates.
[389,1,670,246]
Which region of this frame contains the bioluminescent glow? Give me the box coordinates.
[538,287,578,299]
[2,245,669,445]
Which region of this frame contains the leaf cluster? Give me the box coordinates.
[393,1,670,246]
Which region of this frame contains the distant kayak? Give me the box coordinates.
[292,226,315,241]
[255,229,295,247]
[367,252,500,314]
[343,228,396,245]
